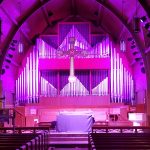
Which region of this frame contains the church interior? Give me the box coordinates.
[0,0,150,149]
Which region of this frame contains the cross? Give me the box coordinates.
[57,37,88,83]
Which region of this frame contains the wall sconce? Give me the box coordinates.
[120,39,126,52]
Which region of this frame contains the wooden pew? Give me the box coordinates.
[92,125,150,133]
[88,132,150,150]
[0,128,49,150]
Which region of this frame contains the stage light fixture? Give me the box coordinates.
[132,51,138,55]
[135,57,142,62]
[133,17,140,33]
[7,54,13,58]
[140,16,147,22]
[5,59,11,63]
[10,42,15,47]
[131,45,136,49]
[127,37,133,41]
[12,39,18,43]
[9,47,16,51]
[144,23,150,29]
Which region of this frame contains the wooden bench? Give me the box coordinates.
[0,126,50,134]
[92,125,150,133]
[0,127,49,150]
[88,132,150,150]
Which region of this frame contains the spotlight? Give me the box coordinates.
[12,39,18,43]
[133,17,140,33]
[135,57,142,62]
[140,16,147,22]
[5,59,11,63]
[127,37,133,41]
[7,54,13,58]
[144,23,150,29]
[131,45,136,49]
[9,47,16,51]
[132,51,138,55]
[10,42,15,46]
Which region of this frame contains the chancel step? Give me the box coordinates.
[48,132,88,147]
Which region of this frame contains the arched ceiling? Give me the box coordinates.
[0,0,150,74]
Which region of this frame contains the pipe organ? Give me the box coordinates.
[111,48,134,103]
[16,22,134,104]
[16,46,39,104]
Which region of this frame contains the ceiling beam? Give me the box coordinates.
[96,5,104,26]
[41,6,50,26]
[0,5,34,45]
[96,0,145,49]
[0,0,50,69]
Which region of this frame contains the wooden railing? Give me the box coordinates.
[0,131,49,150]
[92,125,150,133]
[0,126,51,134]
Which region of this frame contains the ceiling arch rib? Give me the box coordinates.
[0,0,50,69]
[96,0,145,50]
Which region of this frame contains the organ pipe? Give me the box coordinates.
[111,47,134,104]
[16,47,39,104]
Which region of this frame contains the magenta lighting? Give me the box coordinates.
[38,26,110,59]
[16,46,39,104]
[15,22,134,104]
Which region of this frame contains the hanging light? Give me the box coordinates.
[120,0,126,52]
[120,39,126,52]
[18,41,23,53]
[140,16,147,22]
[18,2,24,54]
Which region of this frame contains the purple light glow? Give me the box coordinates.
[68,75,76,83]
[15,22,134,103]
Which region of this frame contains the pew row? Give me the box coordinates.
[0,127,49,150]
[88,133,150,150]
